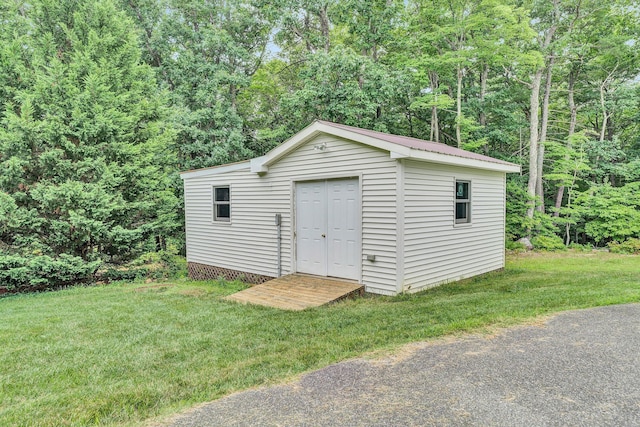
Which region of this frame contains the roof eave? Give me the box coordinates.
[180,161,251,180]
[251,120,520,174]
[405,149,521,173]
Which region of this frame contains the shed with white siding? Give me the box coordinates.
[180,120,520,296]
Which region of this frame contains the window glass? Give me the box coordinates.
[456,182,469,199]
[455,180,470,224]
[213,186,230,221]
[216,204,230,219]
[455,202,467,220]
[215,187,230,202]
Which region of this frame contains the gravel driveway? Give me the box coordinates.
[166,303,640,426]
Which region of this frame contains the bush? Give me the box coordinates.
[101,267,149,282]
[568,242,593,252]
[0,253,100,293]
[608,238,640,254]
[505,240,526,251]
[531,235,566,251]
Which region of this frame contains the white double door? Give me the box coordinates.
[296,178,360,280]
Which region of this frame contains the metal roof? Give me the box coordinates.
[316,120,516,167]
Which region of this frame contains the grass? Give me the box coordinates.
[1,251,639,426]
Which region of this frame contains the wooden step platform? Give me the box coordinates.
[225,274,364,311]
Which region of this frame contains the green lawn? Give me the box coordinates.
[1,252,639,426]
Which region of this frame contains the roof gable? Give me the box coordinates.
[181,120,521,179]
[252,120,520,174]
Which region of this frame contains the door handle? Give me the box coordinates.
[321,234,326,238]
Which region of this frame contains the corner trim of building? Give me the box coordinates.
[396,159,405,294]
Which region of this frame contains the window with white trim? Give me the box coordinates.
[213,186,230,222]
[455,180,470,224]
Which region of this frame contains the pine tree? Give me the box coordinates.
[0,0,177,262]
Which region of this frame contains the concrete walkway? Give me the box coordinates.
[166,304,640,426]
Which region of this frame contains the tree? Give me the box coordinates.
[121,0,276,170]
[332,0,403,63]
[403,0,535,148]
[237,59,295,153]
[276,0,334,57]
[279,47,406,132]
[0,0,177,261]
[517,0,559,222]
[545,132,590,244]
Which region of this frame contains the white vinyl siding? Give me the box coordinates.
[402,160,506,293]
[183,134,399,295]
[183,135,509,296]
[184,171,279,275]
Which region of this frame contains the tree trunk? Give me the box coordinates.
[302,12,314,52]
[479,63,488,127]
[319,4,330,53]
[431,105,439,143]
[535,55,555,213]
[526,0,558,225]
[429,71,440,143]
[599,66,618,142]
[599,83,609,143]
[554,68,577,216]
[564,168,578,246]
[229,83,236,109]
[456,65,463,148]
[526,68,543,221]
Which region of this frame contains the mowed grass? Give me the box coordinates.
[1,252,639,426]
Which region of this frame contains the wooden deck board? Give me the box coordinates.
[225,274,364,310]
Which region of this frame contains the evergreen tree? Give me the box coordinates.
[0,0,177,263]
[121,0,276,170]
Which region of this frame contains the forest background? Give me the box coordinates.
[1,0,639,291]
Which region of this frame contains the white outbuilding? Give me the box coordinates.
[180,120,520,296]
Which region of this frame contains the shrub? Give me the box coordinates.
[505,240,526,251]
[577,182,640,244]
[162,251,187,278]
[608,238,640,254]
[531,235,566,251]
[0,253,100,293]
[568,242,593,252]
[101,267,149,282]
